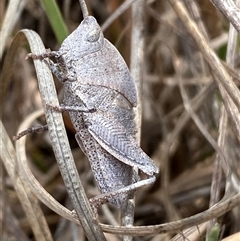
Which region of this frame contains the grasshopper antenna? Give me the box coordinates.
[79,0,89,18]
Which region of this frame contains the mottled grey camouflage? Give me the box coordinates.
[38,16,159,210]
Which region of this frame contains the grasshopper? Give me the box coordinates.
[18,15,159,213]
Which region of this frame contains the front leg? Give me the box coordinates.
[26,49,60,61]
[26,50,75,82]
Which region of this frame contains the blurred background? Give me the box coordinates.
[1,0,240,240]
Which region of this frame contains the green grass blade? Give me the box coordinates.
[40,0,69,43]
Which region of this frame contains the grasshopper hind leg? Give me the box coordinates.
[89,175,156,214]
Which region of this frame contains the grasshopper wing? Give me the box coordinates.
[88,114,159,176]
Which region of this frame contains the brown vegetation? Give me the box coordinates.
[1,0,239,240]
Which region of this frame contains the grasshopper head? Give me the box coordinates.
[60,16,104,60]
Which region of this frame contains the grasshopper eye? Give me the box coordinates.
[86,27,101,42]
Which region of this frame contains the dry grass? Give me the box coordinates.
[0,0,240,241]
